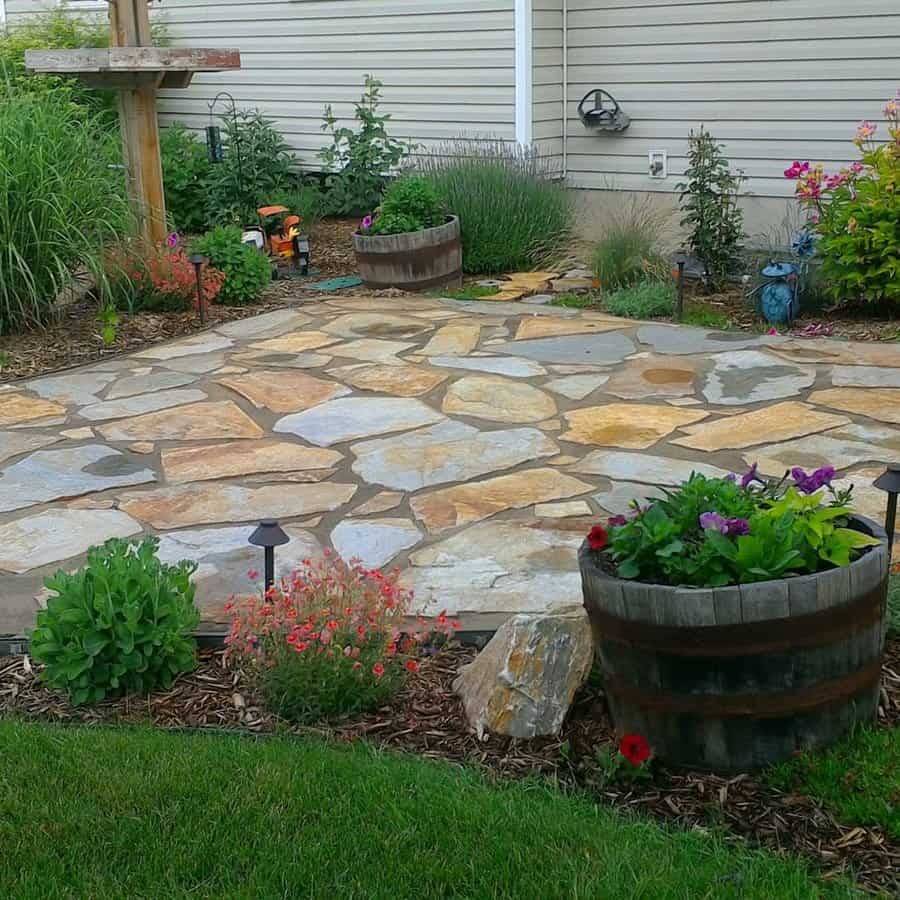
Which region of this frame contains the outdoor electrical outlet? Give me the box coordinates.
[649,150,667,179]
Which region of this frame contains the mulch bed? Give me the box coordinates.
[3,638,899,894]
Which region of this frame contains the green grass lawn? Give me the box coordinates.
[0,721,858,899]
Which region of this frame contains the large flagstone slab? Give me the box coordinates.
[78,388,208,422]
[156,353,227,374]
[401,521,584,616]
[543,374,609,400]
[766,337,900,368]
[325,295,445,312]
[410,467,592,533]
[427,356,547,378]
[442,375,557,424]
[349,491,404,517]
[275,397,444,447]
[249,330,340,354]
[0,393,66,427]
[217,369,349,413]
[326,338,417,364]
[350,419,558,491]
[807,388,900,425]
[492,332,636,366]
[748,423,900,476]
[832,365,900,388]
[0,431,60,465]
[330,517,423,568]
[593,480,665,514]
[231,350,333,369]
[0,508,142,574]
[573,449,729,484]
[603,355,698,399]
[420,323,481,357]
[514,316,629,341]
[133,333,233,360]
[104,371,197,400]
[155,524,321,614]
[672,401,850,451]
[118,481,357,529]
[97,401,264,442]
[215,309,311,339]
[328,363,448,397]
[441,299,575,317]
[702,350,815,406]
[561,403,707,449]
[636,324,763,355]
[322,312,433,340]
[24,371,116,405]
[0,444,155,513]
[161,440,342,484]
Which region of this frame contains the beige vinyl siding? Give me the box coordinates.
[533,0,564,164]
[152,0,516,165]
[565,0,900,197]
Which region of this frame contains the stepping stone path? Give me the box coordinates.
[1,291,899,635]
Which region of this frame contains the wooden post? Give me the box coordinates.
[110,0,167,243]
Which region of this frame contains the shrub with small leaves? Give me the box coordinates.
[160,123,212,234]
[365,177,445,235]
[603,281,675,319]
[225,553,457,723]
[29,537,200,705]
[191,225,272,305]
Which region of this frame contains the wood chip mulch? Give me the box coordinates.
[2,640,899,894]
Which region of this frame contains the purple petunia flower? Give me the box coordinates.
[360,215,374,231]
[725,517,750,536]
[724,473,737,483]
[791,466,836,494]
[607,514,627,527]
[700,512,750,536]
[166,232,179,248]
[740,463,760,489]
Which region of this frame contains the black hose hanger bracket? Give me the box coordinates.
[578,89,630,132]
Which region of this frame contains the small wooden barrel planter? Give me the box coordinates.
[352,216,463,291]
[579,517,890,771]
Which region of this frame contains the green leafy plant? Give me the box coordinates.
[586,735,654,790]
[677,127,746,290]
[364,177,445,235]
[591,194,670,291]
[191,226,272,305]
[0,89,129,334]
[267,182,327,235]
[29,537,200,705]
[681,304,731,329]
[788,96,900,305]
[205,110,296,225]
[603,281,675,319]
[431,284,501,301]
[552,292,597,309]
[593,466,879,588]
[225,554,456,723]
[415,139,574,274]
[319,75,413,216]
[160,123,213,233]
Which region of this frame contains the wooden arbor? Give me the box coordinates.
[26,0,239,242]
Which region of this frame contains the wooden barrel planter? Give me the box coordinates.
[579,517,890,771]
[352,216,463,291]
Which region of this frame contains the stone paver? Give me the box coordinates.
[1,291,899,635]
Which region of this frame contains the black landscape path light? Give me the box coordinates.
[673,250,687,322]
[249,519,290,594]
[189,253,207,325]
[874,463,900,555]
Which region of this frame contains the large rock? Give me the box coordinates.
[453,609,593,739]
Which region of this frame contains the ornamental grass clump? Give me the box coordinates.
[586,466,880,589]
[414,139,573,274]
[225,553,457,723]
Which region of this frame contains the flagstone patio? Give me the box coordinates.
[1,294,898,636]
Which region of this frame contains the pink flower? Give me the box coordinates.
[372,662,385,678]
[783,160,810,179]
[405,659,419,674]
[825,172,847,190]
[360,215,374,231]
[855,120,877,142]
[850,161,864,174]
[766,327,780,336]
[247,568,259,581]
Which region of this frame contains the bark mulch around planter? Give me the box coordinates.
[3,639,899,895]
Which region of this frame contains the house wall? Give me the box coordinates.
[564,0,900,212]
[533,0,564,166]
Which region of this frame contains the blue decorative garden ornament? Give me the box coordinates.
[760,262,800,325]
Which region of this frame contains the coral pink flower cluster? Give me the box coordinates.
[224,552,458,682]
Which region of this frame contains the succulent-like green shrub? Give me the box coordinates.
[30,538,200,705]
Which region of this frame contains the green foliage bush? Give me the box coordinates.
[366,177,445,235]
[0,89,129,334]
[160,124,212,234]
[319,75,413,216]
[416,140,573,274]
[789,99,900,306]
[591,195,670,291]
[603,281,675,319]
[266,182,327,235]
[29,537,200,705]
[677,127,746,289]
[192,225,272,305]
[598,469,879,589]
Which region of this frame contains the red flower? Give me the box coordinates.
[405,659,419,674]
[619,733,651,767]
[372,662,385,679]
[587,524,608,551]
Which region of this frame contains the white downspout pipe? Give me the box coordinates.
[515,0,533,147]
[562,0,568,178]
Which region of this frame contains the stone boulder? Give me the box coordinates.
[453,609,593,740]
